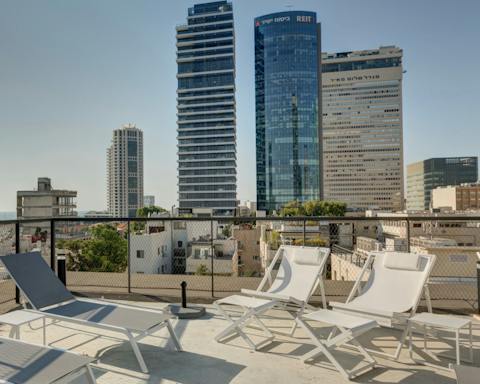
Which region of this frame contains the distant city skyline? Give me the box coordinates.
[1,0,479,212]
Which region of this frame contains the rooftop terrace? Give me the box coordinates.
[0,215,479,382]
[0,300,478,383]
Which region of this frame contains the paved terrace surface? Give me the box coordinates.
[1,301,479,384]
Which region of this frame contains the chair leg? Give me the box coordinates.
[393,326,409,360]
[166,320,183,352]
[251,314,274,338]
[295,319,350,380]
[215,303,272,350]
[126,330,148,373]
[319,279,327,309]
[85,365,97,384]
[289,306,305,337]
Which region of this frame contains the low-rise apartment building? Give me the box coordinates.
[17,177,77,219]
[432,183,480,211]
[232,225,262,277]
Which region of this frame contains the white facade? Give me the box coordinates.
[322,46,404,211]
[130,227,172,274]
[186,238,237,275]
[107,124,144,217]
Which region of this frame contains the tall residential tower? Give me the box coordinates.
[176,1,237,216]
[255,11,321,212]
[322,46,404,211]
[107,124,144,217]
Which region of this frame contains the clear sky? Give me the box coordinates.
[1,0,479,212]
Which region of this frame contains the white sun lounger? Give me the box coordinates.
[0,336,96,384]
[0,252,183,373]
[330,251,436,360]
[214,245,330,349]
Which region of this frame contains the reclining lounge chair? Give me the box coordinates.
[0,336,96,383]
[0,252,183,373]
[214,245,330,349]
[330,251,436,360]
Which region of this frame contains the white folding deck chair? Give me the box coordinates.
[0,336,96,383]
[0,252,183,373]
[214,245,330,349]
[330,251,436,360]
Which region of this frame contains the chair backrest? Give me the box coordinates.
[263,245,330,302]
[0,252,74,310]
[349,251,436,314]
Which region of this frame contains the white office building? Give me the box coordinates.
[107,124,144,217]
[322,46,404,211]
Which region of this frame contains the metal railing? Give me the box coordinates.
[0,215,479,314]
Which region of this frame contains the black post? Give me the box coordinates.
[476,260,480,315]
[303,219,306,245]
[57,256,66,285]
[127,218,131,294]
[50,220,55,271]
[181,281,187,308]
[211,220,214,297]
[15,222,20,304]
[406,218,411,252]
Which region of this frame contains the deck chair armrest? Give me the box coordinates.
[76,297,173,317]
[240,289,291,302]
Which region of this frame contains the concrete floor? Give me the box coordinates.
[1,301,479,384]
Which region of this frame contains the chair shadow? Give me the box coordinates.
[97,343,245,384]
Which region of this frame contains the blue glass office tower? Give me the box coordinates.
[176,1,237,216]
[255,11,321,212]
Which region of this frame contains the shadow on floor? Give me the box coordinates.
[97,344,245,384]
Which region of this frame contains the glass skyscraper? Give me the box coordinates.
[255,11,321,212]
[176,1,237,216]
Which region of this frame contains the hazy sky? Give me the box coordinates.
[1,0,479,212]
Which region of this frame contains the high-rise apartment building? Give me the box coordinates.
[322,46,404,211]
[407,157,478,211]
[107,124,144,217]
[176,1,237,216]
[255,11,321,212]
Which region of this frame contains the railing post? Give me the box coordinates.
[127,218,131,294]
[406,218,411,252]
[303,218,306,245]
[211,219,214,298]
[50,220,55,271]
[476,260,480,315]
[15,222,20,304]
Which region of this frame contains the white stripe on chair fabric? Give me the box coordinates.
[267,246,329,302]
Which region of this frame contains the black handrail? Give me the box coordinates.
[2,215,480,225]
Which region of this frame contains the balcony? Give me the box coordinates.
[0,215,479,383]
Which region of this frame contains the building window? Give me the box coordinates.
[136,250,145,259]
[253,255,260,261]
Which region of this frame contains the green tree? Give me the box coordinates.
[136,206,167,218]
[133,206,168,232]
[222,224,232,238]
[280,200,346,217]
[280,200,305,216]
[63,224,127,272]
[195,264,209,276]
